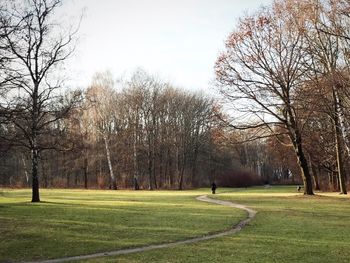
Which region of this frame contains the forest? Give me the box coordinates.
[1,0,350,201]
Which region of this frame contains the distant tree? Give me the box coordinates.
[86,72,119,190]
[122,72,146,190]
[0,0,80,202]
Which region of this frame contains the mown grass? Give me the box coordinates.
[84,186,350,263]
[0,188,244,262]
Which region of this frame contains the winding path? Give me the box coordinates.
[30,195,257,263]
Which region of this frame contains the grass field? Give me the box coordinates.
[81,186,350,263]
[0,188,244,262]
[1,187,350,263]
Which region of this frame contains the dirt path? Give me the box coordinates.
[30,195,257,263]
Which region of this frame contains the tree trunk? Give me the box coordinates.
[31,81,40,202]
[43,162,48,188]
[168,156,172,188]
[291,168,295,184]
[152,116,158,189]
[164,149,171,188]
[297,153,313,194]
[287,106,313,195]
[159,152,163,188]
[153,167,157,189]
[147,130,154,190]
[311,164,320,191]
[134,177,139,190]
[328,172,333,191]
[175,146,181,188]
[31,148,40,202]
[133,130,139,190]
[191,145,199,187]
[178,165,185,190]
[335,128,347,194]
[64,153,69,188]
[133,112,140,190]
[83,157,88,189]
[21,154,29,186]
[328,172,336,191]
[178,152,186,190]
[334,171,339,191]
[66,172,70,188]
[152,137,157,189]
[338,95,350,159]
[308,154,320,191]
[75,170,78,187]
[104,136,117,190]
[333,88,347,194]
[148,157,153,190]
[191,162,197,187]
[292,133,313,195]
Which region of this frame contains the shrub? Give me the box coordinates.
[216,170,262,188]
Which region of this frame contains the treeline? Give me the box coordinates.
[0,69,254,190]
[216,0,350,194]
[65,70,226,190]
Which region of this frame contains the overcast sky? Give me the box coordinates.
[64,0,273,91]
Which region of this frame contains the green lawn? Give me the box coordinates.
[0,188,244,262]
[82,186,350,263]
[2,187,350,263]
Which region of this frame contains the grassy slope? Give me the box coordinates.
[86,186,350,263]
[0,189,244,262]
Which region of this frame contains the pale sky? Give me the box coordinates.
[63,0,273,91]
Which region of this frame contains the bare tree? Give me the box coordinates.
[86,71,119,190]
[215,0,315,194]
[0,0,80,202]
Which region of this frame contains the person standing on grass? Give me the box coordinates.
[211,182,217,194]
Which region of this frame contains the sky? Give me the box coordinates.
[63,0,273,91]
